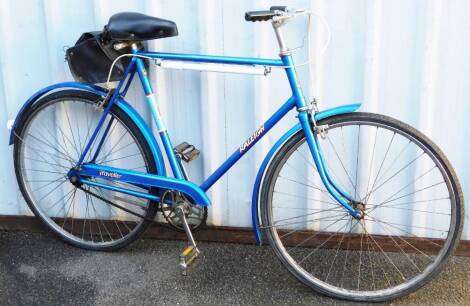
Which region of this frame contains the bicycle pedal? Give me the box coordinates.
[179,245,200,275]
[174,142,200,163]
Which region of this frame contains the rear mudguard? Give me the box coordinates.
[9,82,166,178]
[251,103,361,245]
[11,83,212,205]
[9,82,212,205]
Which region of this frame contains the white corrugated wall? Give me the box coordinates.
[0,0,469,239]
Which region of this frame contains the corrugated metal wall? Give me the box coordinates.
[0,0,469,239]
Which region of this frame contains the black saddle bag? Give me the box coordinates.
[66,32,142,84]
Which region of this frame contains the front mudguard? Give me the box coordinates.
[8,82,166,177]
[251,103,361,245]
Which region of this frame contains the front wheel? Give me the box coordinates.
[260,112,463,302]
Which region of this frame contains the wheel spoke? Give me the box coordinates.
[61,189,77,228]
[273,207,346,225]
[364,132,396,204]
[31,176,67,193]
[45,188,75,213]
[358,221,407,281]
[24,156,69,172]
[363,127,378,201]
[287,215,350,251]
[34,121,76,161]
[325,134,356,191]
[63,103,81,157]
[297,217,356,264]
[19,131,73,168]
[100,152,142,164]
[362,151,424,202]
[353,125,361,199]
[278,175,329,193]
[97,127,129,164]
[357,226,365,290]
[325,218,352,282]
[273,191,338,206]
[370,181,445,211]
[373,220,423,272]
[36,179,67,203]
[365,215,448,236]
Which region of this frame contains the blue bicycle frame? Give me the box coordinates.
[11,42,362,244]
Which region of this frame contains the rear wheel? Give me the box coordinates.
[260,112,463,301]
[14,90,159,251]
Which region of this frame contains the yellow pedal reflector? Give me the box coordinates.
[179,245,200,275]
[182,246,194,256]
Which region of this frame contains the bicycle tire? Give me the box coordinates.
[260,112,464,302]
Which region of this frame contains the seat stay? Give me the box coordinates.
[75,57,137,166]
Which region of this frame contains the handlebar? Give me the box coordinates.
[245,6,307,23]
[245,6,311,55]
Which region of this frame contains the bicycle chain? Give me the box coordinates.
[77,186,155,222]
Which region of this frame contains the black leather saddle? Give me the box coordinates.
[105,12,178,41]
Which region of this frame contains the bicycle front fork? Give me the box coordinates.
[298,111,362,219]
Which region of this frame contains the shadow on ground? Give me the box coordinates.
[0,231,468,305]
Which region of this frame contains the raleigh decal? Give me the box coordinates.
[99,170,122,179]
[240,125,265,153]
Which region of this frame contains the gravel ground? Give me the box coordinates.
[0,231,468,306]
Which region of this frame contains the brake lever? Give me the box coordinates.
[272,10,308,23]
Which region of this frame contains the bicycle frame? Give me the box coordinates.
[72,46,360,216]
[9,40,362,244]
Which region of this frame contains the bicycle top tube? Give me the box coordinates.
[138,52,284,67]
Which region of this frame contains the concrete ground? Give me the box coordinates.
[0,231,468,306]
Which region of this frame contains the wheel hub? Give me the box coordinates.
[352,200,366,219]
[67,167,83,187]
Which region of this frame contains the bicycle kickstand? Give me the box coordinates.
[175,205,200,275]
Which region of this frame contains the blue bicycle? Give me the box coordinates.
[10,7,464,302]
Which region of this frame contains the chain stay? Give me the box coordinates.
[78,186,155,222]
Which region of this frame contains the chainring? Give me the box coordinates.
[159,190,207,232]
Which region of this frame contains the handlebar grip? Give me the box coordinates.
[245,10,276,22]
[269,6,288,12]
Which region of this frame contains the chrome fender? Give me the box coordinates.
[251,103,361,245]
